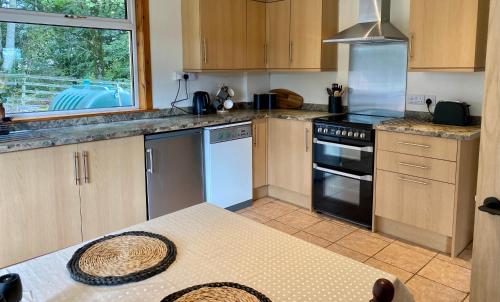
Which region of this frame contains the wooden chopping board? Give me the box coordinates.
[270,89,304,109]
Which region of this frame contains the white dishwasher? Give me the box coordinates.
[204,121,253,211]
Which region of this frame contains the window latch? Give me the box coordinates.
[64,14,87,19]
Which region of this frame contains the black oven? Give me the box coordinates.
[312,122,375,228]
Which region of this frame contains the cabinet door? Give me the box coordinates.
[79,136,147,241]
[290,0,322,69]
[0,146,82,268]
[200,0,247,69]
[268,119,312,198]
[247,0,266,69]
[266,0,291,69]
[253,119,268,189]
[409,0,484,70]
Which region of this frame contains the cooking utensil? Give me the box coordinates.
[270,89,304,109]
[327,88,334,96]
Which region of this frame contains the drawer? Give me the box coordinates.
[375,170,455,236]
[377,131,458,161]
[376,150,457,184]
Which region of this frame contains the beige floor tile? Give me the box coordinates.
[304,220,355,242]
[373,243,433,273]
[336,231,390,257]
[240,209,271,224]
[394,240,439,258]
[463,295,469,302]
[326,244,369,263]
[250,201,297,219]
[365,258,414,283]
[252,197,274,208]
[406,276,467,302]
[327,217,359,231]
[265,220,299,235]
[276,210,323,230]
[293,231,332,248]
[418,258,471,293]
[236,208,248,214]
[357,228,396,243]
[297,208,332,220]
[436,251,472,270]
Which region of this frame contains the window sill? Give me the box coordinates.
[9,108,159,123]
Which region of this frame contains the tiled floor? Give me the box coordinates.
[238,197,473,302]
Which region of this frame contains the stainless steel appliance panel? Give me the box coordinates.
[145,129,205,219]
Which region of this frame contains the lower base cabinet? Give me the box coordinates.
[0,136,147,268]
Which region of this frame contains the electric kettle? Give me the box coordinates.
[192,91,210,115]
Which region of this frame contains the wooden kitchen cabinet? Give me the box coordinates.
[182,0,247,71]
[267,118,312,209]
[253,119,268,198]
[266,0,338,70]
[247,0,267,69]
[0,145,83,268]
[409,0,490,71]
[79,136,147,241]
[374,131,480,256]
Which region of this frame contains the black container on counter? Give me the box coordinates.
[253,93,277,110]
[328,96,343,114]
[0,274,22,302]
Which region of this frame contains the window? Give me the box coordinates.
[0,0,140,117]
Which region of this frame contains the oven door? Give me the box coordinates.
[312,164,373,228]
[313,138,373,175]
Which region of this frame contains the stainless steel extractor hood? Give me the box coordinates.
[324,0,408,44]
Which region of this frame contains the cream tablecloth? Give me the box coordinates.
[1,204,414,302]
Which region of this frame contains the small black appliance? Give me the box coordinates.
[192,91,210,115]
[432,101,471,126]
[253,93,277,110]
[0,274,22,302]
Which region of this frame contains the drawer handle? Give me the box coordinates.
[399,162,428,170]
[397,141,431,149]
[479,197,500,216]
[398,177,428,185]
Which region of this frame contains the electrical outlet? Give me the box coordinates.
[407,94,426,105]
[425,95,437,105]
[172,72,197,81]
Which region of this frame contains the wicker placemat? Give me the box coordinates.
[67,231,176,286]
[161,282,272,302]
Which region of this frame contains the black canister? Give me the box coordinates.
[0,274,22,302]
[328,96,343,114]
[253,93,277,110]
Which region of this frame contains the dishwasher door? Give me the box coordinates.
[145,129,204,219]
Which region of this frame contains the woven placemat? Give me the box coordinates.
[67,231,176,286]
[161,282,272,302]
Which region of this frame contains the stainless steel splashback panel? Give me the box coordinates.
[347,43,407,117]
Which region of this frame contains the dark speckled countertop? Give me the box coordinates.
[0,109,333,154]
[375,118,481,140]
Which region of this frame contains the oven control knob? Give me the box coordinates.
[341,130,347,136]
[317,128,323,133]
[323,128,329,134]
[353,132,360,138]
[360,133,366,139]
[348,131,353,137]
[335,130,341,136]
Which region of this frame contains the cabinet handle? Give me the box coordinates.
[289,41,293,63]
[398,177,428,186]
[83,151,89,183]
[146,148,154,174]
[264,43,268,66]
[305,128,309,152]
[73,152,81,186]
[399,162,428,170]
[396,141,430,149]
[479,197,500,216]
[203,38,208,64]
[253,124,258,147]
[409,33,415,60]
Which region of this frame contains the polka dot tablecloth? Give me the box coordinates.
[0,204,414,302]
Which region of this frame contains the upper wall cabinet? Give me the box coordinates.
[409,0,490,72]
[182,0,247,71]
[247,0,267,69]
[265,0,338,71]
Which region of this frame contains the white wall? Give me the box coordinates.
[269,0,485,115]
[149,0,269,108]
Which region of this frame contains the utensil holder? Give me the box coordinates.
[0,274,22,302]
[328,96,343,114]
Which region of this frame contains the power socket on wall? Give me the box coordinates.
[172,72,197,81]
[407,94,437,106]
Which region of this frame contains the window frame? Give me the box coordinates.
[0,0,153,120]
